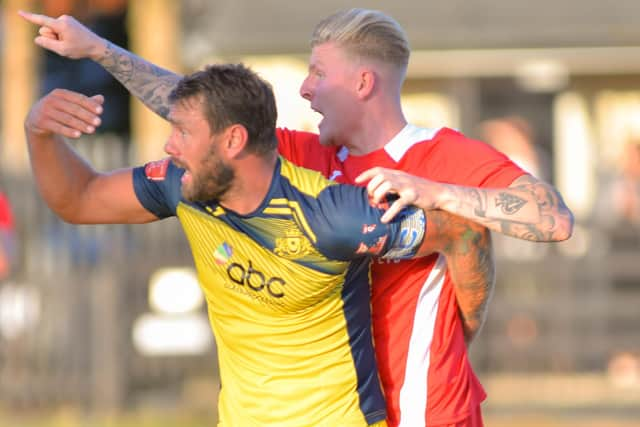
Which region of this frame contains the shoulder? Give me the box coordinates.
[133,158,184,217]
[277,127,337,172]
[277,127,320,145]
[414,127,526,185]
[384,125,492,165]
[279,156,335,197]
[430,127,515,160]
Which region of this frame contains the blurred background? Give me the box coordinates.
[1,0,640,426]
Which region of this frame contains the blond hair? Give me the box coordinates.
[311,8,410,71]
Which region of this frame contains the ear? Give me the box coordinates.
[223,124,249,158]
[356,68,375,100]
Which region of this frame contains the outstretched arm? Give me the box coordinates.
[24,89,158,224]
[416,210,495,344]
[358,168,574,242]
[19,11,180,119]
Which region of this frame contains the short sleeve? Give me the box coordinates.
[132,158,184,218]
[311,184,425,261]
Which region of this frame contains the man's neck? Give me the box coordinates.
[343,113,407,156]
[219,154,278,215]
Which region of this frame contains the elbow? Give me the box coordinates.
[49,204,88,225]
[552,209,575,242]
[63,216,86,225]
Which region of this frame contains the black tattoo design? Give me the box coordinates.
[495,192,527,215]
[99,41,180,119]
[470,189,487,218]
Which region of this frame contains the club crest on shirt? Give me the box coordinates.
[144,158,170,181]
[274,229,313,259]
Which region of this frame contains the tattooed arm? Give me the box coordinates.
[19,11,180,119]
[97,41,179,119]
[358,169,574,242]
[417,210,495,344]
[441,174,574,241]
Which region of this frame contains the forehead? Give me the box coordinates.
[309,42,350,66]
[169,97,206,121]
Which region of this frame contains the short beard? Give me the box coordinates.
[183,149,235,203]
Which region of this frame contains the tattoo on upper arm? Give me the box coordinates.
[459,227,481,255]
[446,222,495,340]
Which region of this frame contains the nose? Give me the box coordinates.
[164,133,177,156]
[299,76,312,101]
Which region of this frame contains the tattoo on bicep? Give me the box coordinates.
[459,228,481,255]
[495,192,527,215]
[451,228,495,327]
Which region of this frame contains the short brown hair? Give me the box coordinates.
[169,63,278,156]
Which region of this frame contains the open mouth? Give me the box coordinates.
[171,159,192,184]
[311,106,325,128]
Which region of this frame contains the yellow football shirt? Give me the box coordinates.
[134,157,425,426]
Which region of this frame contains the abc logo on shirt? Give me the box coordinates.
[226,261,286,298]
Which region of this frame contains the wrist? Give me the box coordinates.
[434,182,453,210]
[89,37,109,62]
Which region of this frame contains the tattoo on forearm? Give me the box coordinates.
[453,173,573,242]
[100,41,181,119]
[500,222,544,241]
[470,189,486,218]
[495,192,527,215]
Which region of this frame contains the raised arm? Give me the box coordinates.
[417,210,495,344]
[358,168,574,242]
[19,11,180,119]
[24,89,158,225]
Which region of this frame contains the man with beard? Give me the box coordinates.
[24,63,493,427]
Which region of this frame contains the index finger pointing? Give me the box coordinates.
[18,10,57,28]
